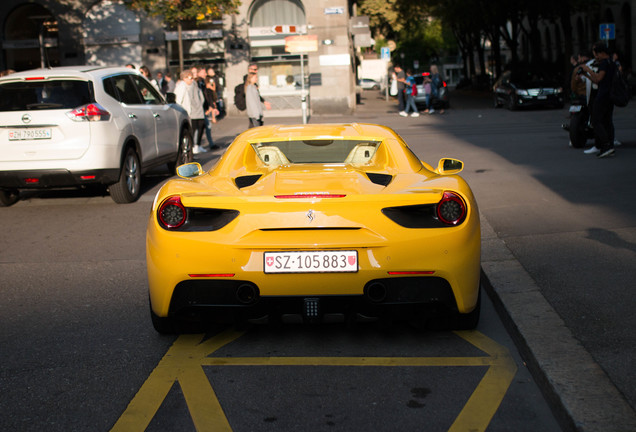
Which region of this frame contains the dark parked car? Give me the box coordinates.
[493,70,564,110]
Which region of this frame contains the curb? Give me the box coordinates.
[481,216,636,432]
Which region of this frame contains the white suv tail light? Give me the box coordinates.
[67,103,110,122]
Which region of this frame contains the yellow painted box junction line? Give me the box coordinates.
[111,330,517,432]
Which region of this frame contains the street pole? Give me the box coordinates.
[301,52,307,124]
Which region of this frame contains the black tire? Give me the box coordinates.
[150,301,178,334]
[168,127,193,174]
[449,287,481,330]
[507,96,517,111]
[0,189,19,207]
[110,147,141,204]
[569,112,587,148]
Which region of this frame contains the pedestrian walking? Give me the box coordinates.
[174,70,208,154]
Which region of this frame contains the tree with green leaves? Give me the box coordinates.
[127,0,241,71]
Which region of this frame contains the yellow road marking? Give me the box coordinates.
[111,329,517,432]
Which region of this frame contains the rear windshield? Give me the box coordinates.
[251,139,381,165]
[0,80,92,111]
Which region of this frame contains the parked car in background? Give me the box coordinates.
[358,78,381,90]
[0,66,193,206]
[493,70,565,110]
[413,72,450,109]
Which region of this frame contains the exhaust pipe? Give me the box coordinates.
[366,282,387,303]
[236,284,259,305]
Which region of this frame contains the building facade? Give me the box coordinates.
[0,0,362,117]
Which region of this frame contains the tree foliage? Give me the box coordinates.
[127,0,241,71]
[128,0,241,26]
[358,0,602,81]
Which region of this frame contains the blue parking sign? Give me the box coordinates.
[381,47,390,60]
[599,23,615,40]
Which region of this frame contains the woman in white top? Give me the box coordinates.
[174,70,208,154]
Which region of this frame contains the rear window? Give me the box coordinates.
[0,80,92,111]
[251,139,381,165]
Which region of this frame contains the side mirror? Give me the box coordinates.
[166,92,176,104]
[437,158,463,175]
[176,162,203,179]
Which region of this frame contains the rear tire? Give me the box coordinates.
[0,189,19,207]
[449,287,481,330]
[507,96,517,111]
[110,147,141,204]
[150,301,178,334]
[168,128,193,174]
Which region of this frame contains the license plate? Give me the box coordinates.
[8,128,52,141]
[569,105,582,113]
[537,95,547,100]
[264,250,358,273]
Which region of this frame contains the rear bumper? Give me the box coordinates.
[166,276,459,323]
[516,94,564,108]
[0,168,120,189]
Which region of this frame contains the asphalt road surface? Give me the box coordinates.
[2,88,634,431]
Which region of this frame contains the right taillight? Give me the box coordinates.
[158,196,187,229]
[437,191,466,225]
[67,103,111,122]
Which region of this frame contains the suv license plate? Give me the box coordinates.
[264,251,358,274]
[8,128,52,141]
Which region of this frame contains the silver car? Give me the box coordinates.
[0,66,193,205]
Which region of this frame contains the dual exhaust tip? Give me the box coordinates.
[235,281,389,305]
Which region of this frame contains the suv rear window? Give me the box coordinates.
[0,80,92,111]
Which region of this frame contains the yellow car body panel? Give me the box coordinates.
[146,123,481,328]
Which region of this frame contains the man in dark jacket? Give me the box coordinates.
[581,42,616,158]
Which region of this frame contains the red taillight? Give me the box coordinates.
[158,196,187,229]
[25,77,45,81]
[387,271,435,275]
[67,103,110,122]
[275,194,346,199]
[436,191,466,225]
[25,178,39,184]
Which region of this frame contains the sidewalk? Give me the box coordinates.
[205,90,636,432]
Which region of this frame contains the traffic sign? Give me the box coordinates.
[284,35,318,53]
[599,23,615,40]
[272,25,298,34]
[381,47,390,60]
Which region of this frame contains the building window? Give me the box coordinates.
[250,0,305,27]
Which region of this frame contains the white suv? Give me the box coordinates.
[0,66,193,205]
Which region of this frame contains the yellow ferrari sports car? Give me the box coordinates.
[146,123,481,332]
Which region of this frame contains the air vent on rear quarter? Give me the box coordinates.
[366,173,393,186]
[235,175,262,189]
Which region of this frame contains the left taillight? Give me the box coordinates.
[437,191,466,225]
[158,196,187,229]
[67,103,111,122]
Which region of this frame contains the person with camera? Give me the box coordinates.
[580,42,616,158]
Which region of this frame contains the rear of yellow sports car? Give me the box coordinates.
[146,124,481,332]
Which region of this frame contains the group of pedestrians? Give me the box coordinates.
[129,63,224,155]
[173,65,224,154]
[393,64,444,118]
[570,41,624,158]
